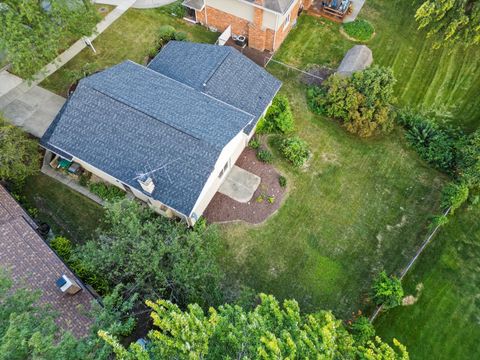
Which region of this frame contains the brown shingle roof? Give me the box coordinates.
[0,185,95,338]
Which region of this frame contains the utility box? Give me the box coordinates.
[56,275,82,295]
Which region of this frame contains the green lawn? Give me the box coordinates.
[218,65,446,317]
[41,8,218,96]
[375,200,480,359]
[19,174,104,245]
[276,0,480,131]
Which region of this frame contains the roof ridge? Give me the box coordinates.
[124,60,256,130]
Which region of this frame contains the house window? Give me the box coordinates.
[284,13,291,29]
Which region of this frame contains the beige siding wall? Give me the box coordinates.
[205,0,254,22]
[191,130,248,220]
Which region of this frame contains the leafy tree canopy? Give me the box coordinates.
[372,271,404,310]
[416,0,480,48]
[307,66,396,137]
[0,116,40,183]
[76,200,224,309]
[100,294,409,359]
[0,0,99,79]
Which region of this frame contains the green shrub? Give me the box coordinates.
[308,66,396,137]
[50,236,73,260]
[429,214,449,229]
[89,182,125,202]
[350,316,375,344]
[257,95,294,134]
[457,129,480,188]
[441,182,469,214]
[79,172,91,187]
[280,137,310,167]
[278,175,287,187]
[257,148,273,163]
[249,137,260,149]
[160,0,187,17]
[342,19,375,41]
[156,25,188,49]
[397,109,460,174]
[371,271,404,309]
[174,31,188,41]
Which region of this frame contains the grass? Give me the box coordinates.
[18,174,104,245]
[274,0,480,132]
[375,200,480,359]
[218,65,446,317]
[41,8,218,96]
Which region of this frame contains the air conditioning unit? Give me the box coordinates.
[56,275,82,295]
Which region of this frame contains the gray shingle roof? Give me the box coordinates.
[42,43,281,217]
[245,0,296,14]
[148,42,281,122]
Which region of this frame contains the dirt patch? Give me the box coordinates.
[300,65,334,86]
[204,148,286,224]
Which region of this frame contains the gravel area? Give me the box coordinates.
[204,147,286,224]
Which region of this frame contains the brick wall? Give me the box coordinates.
[196,6,250,37]
[196,0,308,52]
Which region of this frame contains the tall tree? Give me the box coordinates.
[0,116,40,183]
[76,200,224,309]
[415,0,480,48]
[100,294,409,359]
[0,0,99,79]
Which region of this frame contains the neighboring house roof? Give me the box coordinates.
[42,42,281,217]
[0,185,95,338]
[336,45,373,77]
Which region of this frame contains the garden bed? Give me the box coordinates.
[204,148,287,224]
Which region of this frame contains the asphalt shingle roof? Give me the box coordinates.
[42,42,281,217]
[0,185,95,338]
[245,0,296,14]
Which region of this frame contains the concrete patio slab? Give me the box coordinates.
[344,0,366,23]
[219,165,261,203]
[0,71,22,97]
[1,86,65,137]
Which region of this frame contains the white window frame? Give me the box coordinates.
[284,13,291,29]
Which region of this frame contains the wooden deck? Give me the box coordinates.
[308,1,352,23]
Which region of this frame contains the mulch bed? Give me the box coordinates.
[204,147,286,225]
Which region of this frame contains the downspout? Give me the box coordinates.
[204,0,208,26]
[273,12,279,51]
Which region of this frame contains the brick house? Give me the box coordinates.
[183,0,313,52]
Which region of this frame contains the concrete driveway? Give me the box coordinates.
[219,165,261,203]
[0,71,65,138]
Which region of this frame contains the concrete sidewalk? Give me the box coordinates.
[344,0,366,23]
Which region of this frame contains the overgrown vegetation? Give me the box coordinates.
[342,19,375,41]
[0,0,99,79]
[372,271,404,310]
[0,116,40,184]
[88,182,125,202]
[280,136,310,167]
[257,95,294,134]
[307,66,396,137]
[75,200,224,309]
[100,294,409,359]
[256,148,274,163]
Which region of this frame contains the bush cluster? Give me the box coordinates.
[278,175,287,187]
[88,182,125,202]
[248,137,260,149]
[280,137,310,167]
[308,66,396,137]
[342,19,375,41]
[257,95,294,134]
[441,182,469,215]
[371,271,404,309]
[147,25,187,58]
[256,148,273,163]
[50,237,109,294]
